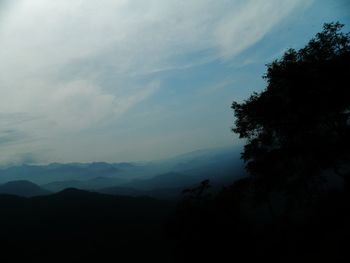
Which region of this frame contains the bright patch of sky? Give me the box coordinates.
[0,0,349,164]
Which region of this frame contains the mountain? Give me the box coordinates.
[123,146,246,190]
[126,172,203,190]
[0,162,134,184]
[0,146,245,191]
[0,180,51,197]
[0,189,174,262]
[98,185,183,200]
[41,176,125,192]
[136,146,246,187]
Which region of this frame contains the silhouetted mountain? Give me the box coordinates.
[0,162,133,184]
[140,146,246,186]
[96,186,149,196]
[116,147,245,190]
[41,176,125,192]
[127,172,195,189]
[41,179,82,192]
[98,185,183,200]
[0,189,175,262]
[0,180,51,197]
[0,147,245,191]
[54,187,94,197]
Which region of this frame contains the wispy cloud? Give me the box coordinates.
[0,0,311,163]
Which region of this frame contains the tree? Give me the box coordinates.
[231,22,350,193]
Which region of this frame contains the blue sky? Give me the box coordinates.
[0,0,349,164]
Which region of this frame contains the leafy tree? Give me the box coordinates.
[232,22,350,193]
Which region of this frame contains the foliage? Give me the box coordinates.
[232,22,350,190]
[182,180,211,201]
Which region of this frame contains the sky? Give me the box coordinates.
[0,0,349,165]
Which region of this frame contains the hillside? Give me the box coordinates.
[0,189,175,262]
[0,180,50,197]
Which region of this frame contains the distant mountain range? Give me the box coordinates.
[0,162,133,184]
[0,146,245,197]
[0,179,183,199]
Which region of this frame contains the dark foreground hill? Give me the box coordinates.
[98,185,184,200]
[0,189,176,262]
[1,180,350,263]
[0,180,51,197]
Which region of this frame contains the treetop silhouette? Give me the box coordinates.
[232,22,350,190]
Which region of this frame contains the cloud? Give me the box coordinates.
[214,1,306,58]
[0,0,310,163]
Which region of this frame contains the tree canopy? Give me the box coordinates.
[232,22,350,190]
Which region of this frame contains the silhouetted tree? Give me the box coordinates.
[232,22,350,194]
[182,180,211,201]
[174,22,350,263]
